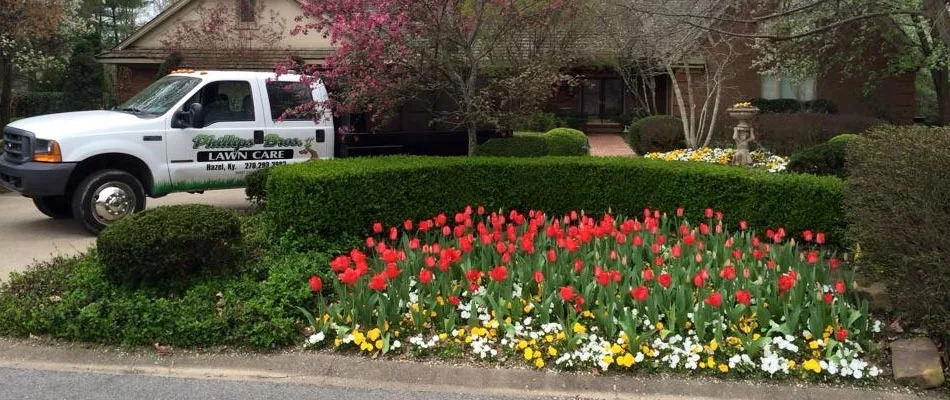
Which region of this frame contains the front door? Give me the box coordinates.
[580,78,624,119]
[166,79,267,191]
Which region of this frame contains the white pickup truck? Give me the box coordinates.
[0,70,334,233]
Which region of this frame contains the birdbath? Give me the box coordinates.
[727,104,759,166]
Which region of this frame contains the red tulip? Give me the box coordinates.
[339,268,359,286]
[836,327,848,342]
[752,248,764,260]
[829,258,839,270]
[631,285,649,302]
[671,245,682,259]
[330,256,351,272]
[365,236,375,248]
[693,273,704,288]
[835,279,846,294]
[704,291,722,307]
[816,232,826,245]
[823,292,834,305]
[739,220,748,231]
[705,208,713,218]
[633,235,643,247]
[308,276,322,293]
[720,265,736,281]
[806,251,819,265]
[676,207,684,217]
[802,230,813,242]
[735,289,751,306]
[573,259,584,273]
[389,226,398,241]
[449,295,461,306]
[683,234,695,247]
[547,249,557,263]
[368,273,388,291]
[534,271,544,284]
[778,272,796,295]
[373,222,383,233]
[560,286,575,302]
[489,265,508,282]
[658,273,672,288]
[418,268,433,284]
[766,259,776,269]
[642,268,654,281]
[384,262,401,279]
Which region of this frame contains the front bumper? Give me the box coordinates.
[0,158,76,197]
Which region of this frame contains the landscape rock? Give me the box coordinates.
[891,337,945,389]
[855,281,892,314]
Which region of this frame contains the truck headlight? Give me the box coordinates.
[33,139,62,163]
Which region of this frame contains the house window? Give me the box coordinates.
[761,73,816,101]
[238,0,256,23]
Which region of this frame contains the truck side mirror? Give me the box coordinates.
[172,103,205,129]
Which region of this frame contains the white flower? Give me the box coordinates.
[308,331,326,345]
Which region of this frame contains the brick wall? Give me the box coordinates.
[115,64,160,104]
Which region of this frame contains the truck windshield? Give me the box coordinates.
[116,76,202,115]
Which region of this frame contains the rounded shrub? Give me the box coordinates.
[628,115,684,154]
[787,134,858,177]
[245,167,270,207]
[97,205,243,287]
[544,128,587,156]
[474,136,549,157]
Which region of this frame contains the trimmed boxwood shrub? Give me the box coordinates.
[628,115,684,154]
[846,126,950,335]
[787,134,857,177]
[267,156,844,246]
[97,205,243,287]
[750,114,883,155]
[544,128,587,156]
[245,167,271,207]
[474,135,549,157]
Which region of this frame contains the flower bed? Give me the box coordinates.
[302,207,881,380]
[644,148,789,173]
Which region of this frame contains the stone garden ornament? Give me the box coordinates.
[727,102,759,166]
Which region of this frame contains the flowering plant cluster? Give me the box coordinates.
[732,101,755,109]
[302,207,880,380]
[644,148,789,173]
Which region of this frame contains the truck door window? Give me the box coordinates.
[185,80,256,126]
[265,82,314,121]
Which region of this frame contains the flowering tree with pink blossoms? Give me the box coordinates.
[293,0,581,154]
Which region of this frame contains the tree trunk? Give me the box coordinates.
[932,66,950,125]
[467,121,478,156]
[0,58,13,129]
[923,0,950,52]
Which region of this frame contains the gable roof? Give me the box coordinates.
[112,0,307,51]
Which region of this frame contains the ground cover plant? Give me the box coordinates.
[644,148,789,173]
[301,207,882,380]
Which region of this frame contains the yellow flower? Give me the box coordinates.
[438,333,448,340]
[517,340,528,350]
[707,338,718,352]
[788,360,797,369]
[464,336,473,343]
[718,364,729,373]
[804,331,813,340]
[611,344,623,354]
[544,334,554,343]
[617,352,635,367]
[752,333,761,341]
[602,355,614,366]
[803,359,821,373]
[573,322,586,334]
[524,348,534,360]
[655,322,664,330]
[333,338,342,347]
[534,358,545,369]
[707,356,715,368]
[374,339,384,350]
[360,342,374,352]
[809,340,819,350]
[548,347,558,356]
[367,328,381,342]
[435,296,444,305]
[556,332,566,341]
[352,330,366,345]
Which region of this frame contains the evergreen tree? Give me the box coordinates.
[62,33,104,111]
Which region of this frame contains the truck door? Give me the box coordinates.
[258,77,333,162]
[166,79,273,190]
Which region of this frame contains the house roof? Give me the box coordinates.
[97,48,333,69]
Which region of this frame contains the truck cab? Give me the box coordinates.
[0,70,333,234]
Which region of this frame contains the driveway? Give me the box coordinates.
[0,189,252,282]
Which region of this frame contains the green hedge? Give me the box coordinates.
[749,98,838,114]
[627,115,684,154]
[267,156,844,245]
[13,92,65,118]
[846,126,950,335]
[787,134,858,177]
[98,205,242,288]
[474,135,549,157]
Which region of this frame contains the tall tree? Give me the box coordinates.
[295,0,581,154]
[62,32,105,111]
[0,0,83,127]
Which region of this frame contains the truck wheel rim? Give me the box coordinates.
[92,182,135,224]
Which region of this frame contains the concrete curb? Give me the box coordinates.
[0,338,930,400]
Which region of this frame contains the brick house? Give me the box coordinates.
[98,0,916,133]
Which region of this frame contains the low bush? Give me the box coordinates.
[97,205,243,288]
[245,167,271,207]
[846,126,950,335]
[749,114,883,155]
[474,135,549,157]
[748,98,838,114]
[13,92,65,118]
[512,112,563,132]
[0,247,327,348]
[628,115,684,153]
[787,134,858,177]
[544,128,587,156]
[266,156,845,246]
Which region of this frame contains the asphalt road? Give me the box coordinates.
[0,189,252,282]
[0,367,561,400]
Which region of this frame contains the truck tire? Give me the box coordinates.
[32,196,73,219]
[71,170,146,235]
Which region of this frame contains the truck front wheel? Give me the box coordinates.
[71,170,146,234]
[32,196,73,219]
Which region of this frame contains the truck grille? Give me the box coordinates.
[2,127,32,163]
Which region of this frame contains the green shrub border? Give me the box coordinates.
[267,156,844,245]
